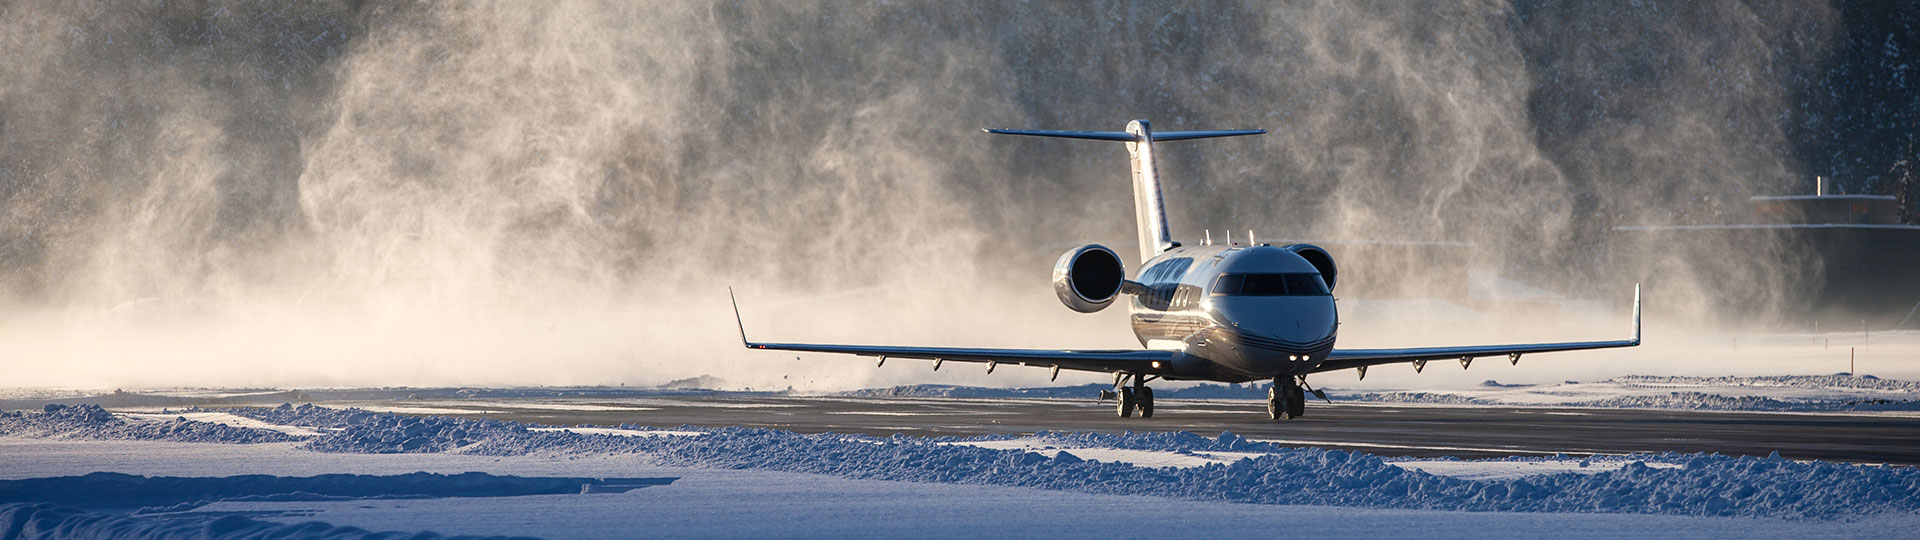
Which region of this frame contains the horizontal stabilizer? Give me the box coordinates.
[985,120,1263,260]
[981,129,1135,141]
[1154,129,1266,141]
[982,128,1264,142]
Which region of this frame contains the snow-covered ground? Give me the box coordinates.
[942,436,1261,468]
[10,438,1909,539]
[943,434,1696,480]
[526,426,704,437]
[120,411,328,437]
[3,374,1918,538]
[2,403,1917,539]
[1388,457,1684,481]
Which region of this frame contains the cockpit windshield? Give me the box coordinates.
[1210,273,1330,296]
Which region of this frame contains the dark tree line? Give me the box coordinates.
[1796,0,1919,203]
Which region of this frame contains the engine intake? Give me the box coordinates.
[1285,244,1338,291]
[1052,244,1127,313]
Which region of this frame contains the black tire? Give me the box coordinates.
[1138,386,1155,418]
[1270,378,1302,421]
[1287,384,1306,419]
[1117,386,1136,418]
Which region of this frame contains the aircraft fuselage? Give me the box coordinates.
[1128,244,1337,383]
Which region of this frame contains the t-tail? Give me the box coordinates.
[984,120,1264,262]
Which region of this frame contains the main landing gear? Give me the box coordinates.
[1107,373,1155,418]
[1269,376,1306,420]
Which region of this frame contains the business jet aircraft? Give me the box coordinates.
[733,119,1640,420]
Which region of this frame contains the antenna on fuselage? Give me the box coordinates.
[1249,230,1255,245]
[1225,229,1232,245]
[1204,230,1212,246]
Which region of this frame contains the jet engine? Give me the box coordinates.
[1052,244,1127,313]
[1284,244,1338,291]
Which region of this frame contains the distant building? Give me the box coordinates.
[1611,182,1920,329]
[1750,195,1898,225]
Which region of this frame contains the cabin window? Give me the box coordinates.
[1171,284,1203,309]
[1212,274,1240,295]
[1283,274,1330,295]
[1211,273,1330,296]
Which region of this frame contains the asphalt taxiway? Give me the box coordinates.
[324,395,1920,465]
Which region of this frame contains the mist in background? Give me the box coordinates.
[0,1,1910,391]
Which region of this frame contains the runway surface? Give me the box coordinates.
[324,395,1920,465]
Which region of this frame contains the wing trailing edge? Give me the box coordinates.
[1316,284,1642,374]
[729,289,1170,375]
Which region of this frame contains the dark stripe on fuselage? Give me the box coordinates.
[1213,327,1337,355]
[1131,314,1334,353]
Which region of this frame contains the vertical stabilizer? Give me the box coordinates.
[982,120,1264,261]
[1124,120,1172,261]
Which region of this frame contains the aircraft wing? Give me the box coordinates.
[741,340,1173,374]
[1313,285,1641,375]
[729,290,1171,375]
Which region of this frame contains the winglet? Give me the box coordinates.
[1628,284,1643,342]
[728,287,750,348]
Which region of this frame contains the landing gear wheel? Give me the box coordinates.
[1267,385,1288,420]
[1269,378,1300,420]
[1137,386,1155,418]
[1116,386,1136,418]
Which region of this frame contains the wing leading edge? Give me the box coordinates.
[1315,284,1642,374]
[729,289,1171,377]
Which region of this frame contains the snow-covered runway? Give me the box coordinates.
[4,375,1918,538]
[203,378,1920,465]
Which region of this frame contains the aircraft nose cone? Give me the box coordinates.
[1256,320,1325,344]
[1213,297,1336,346]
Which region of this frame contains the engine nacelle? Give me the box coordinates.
[1052,244,1127,313]
[1284,244,1338,291]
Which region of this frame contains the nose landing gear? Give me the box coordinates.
[1269,376,1306,420]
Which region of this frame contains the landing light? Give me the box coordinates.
[1151,361,1164,369]
[1200,299,1213,311]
